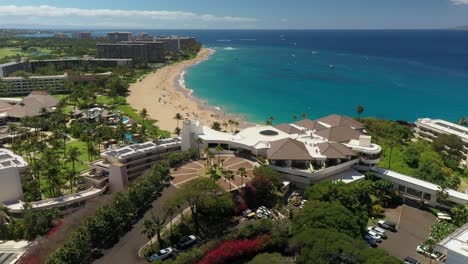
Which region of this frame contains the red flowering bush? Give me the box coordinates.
[199,235,268,264]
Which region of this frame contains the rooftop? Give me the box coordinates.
[267,138,313,160]
[6,91,59,119]
[316,114,364,129]
[102,138,181,160]
[437,223,468,258]
[0,149,28,169]
[416,118,468,142]
[315,125,362,143]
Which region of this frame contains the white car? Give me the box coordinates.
[367,230,382,242]
[367,226,387,239]
[416,245,440,259]
[149,247,173,261]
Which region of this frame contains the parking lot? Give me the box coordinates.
[378,204,437,264]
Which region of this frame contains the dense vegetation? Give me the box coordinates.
[362,118,468,191]
[45,149,198,264]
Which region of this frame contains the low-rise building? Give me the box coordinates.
[72,32,92,40]
[436,223,468,264]
[0,61,31,77]
[107,32,132,42]
[84,138,182,191]
[0,149,28,204]
[6,91,59,119]
[182,115,381,188]
[1,73,68,96]
[414,118,468,168]
[54,33,68,39]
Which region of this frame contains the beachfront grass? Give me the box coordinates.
[0,47,52,59]
[65,140,93,173]
[378,144,416,176]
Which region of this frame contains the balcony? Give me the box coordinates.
[359,156,381,165]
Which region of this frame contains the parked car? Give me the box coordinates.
[149,247,173,262]
[367,226,387,239]
[416,245,440,259]
[178,235,197,249]
[256,206,272,218]
[404,256,420,264]
[367,231,382,242]
[378,220,397,231]
[242,209,252,218]
[364,235,378,247]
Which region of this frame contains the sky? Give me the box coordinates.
[0,0,468,29]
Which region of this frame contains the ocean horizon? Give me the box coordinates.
[21,29,468,124]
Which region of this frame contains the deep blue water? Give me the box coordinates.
[20,30,468,123]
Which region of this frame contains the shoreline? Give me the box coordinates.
[127,47,253,136]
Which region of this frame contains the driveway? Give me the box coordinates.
[94,185,180,264]
[379,204,437,264]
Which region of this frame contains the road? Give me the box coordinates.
[94,185,180,264]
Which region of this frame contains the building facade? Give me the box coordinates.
[436,223,468,264]
[0,149,28,204]
[72,32,92,40]
[84,138,182,191]
[153,36,197,52]
[107,32,132,42]
[96,42,164,62]
[414,118,468,168]
[1,74,68,96]
[0,61,31,78]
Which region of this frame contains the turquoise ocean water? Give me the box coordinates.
[182,31,468,124]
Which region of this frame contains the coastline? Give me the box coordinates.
[127,47,252,135]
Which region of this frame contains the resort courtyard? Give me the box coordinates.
[171,155,258,191]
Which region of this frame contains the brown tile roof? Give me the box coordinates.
[317,142,356,159]
[7,91,58,118]
[274,123,303,134]
[0,101,13,113]
[292,119,327,131]
[267,138,312,161]
[315,125,362,143]
[316,114,364,129]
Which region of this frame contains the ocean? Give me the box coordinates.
[21,29,468,123]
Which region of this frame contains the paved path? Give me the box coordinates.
[94,185,180,264]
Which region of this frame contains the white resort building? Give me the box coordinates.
[84,138,182,192]
[0,149,28,204]
[436,223,468,264]
[414,118,468,168]
[182,114,382,187]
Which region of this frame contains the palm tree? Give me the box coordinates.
[293,115,298,121]
[356,105,364,120]
[458,117,467,127]
[174,113,183,129]
[174,127,181,136]
[237,167,248,188]
[223,169,235,192]
[66,146,81,192]
[141,219,156,248]
[196,138,203,159]
[150,212,166,247]
[215,144,223,166]
[207,167,221,182]
[139,108,148,127]
[7,123,17,144]
[301,112,307,119]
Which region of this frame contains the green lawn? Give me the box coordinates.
[0,47,52,59]
[65,140,93,172]
[378,144,417,176]
[459,177,468,193]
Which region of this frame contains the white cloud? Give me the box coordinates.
[0,5,258,24]
[451,0,468,5]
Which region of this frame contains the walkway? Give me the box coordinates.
[94,185,180,264]
[171,155,256,191]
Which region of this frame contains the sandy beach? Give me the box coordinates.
[127,48,250,135]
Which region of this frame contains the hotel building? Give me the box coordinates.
[436,223,468,264]
[0,61,31,78]
[182,115,381,187]
[414,118,468,168]
[1,73,68,96]
[84,138,182,191]
[96,42,165,63]
[72,32,92,40]
[107,32,132,42]
[0,149,28,204]
[153,36,197,52]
